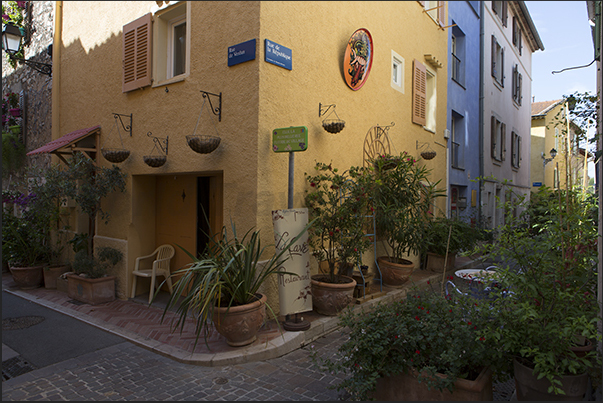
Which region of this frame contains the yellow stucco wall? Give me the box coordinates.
[55,1,448,312]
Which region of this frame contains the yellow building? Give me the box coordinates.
[530,100,589,191]
[33,1,449,311]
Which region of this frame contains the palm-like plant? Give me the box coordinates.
[160,219,311,348]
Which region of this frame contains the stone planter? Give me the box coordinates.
[426,252,456,272]
[67,274,116,305]
[513,357,588,401]
[9,265,44,289]
[212,293,267,347]
[377,256,414,287]
[310,274,356,316]
[43,265,70,289]
[371,366,493,401]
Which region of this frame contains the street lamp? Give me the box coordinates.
[2,23,52,76]
[542,147,557,169]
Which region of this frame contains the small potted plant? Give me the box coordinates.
[312,284,499,401]
[66,247,123,305]
[304,162,372,315]
[371,152,445,286]
[160,220,310,348]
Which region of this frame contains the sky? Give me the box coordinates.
[525,1,597,102]
[524,1,597,178]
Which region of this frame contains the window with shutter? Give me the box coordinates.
[491,116,498,159]
[437,1,445,26]
[412,59,427,126]
[501,123,506,161]
[123,13,152,93]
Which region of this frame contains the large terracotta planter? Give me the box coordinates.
[9,265,44,289]
[377,256,414,287]
[310,274,356,316]
[43,265,70,289]
[371,366,493,401]
[67,274,116,305]
[212,293,267,347]
[513,357,588,401]
[426,252,456,272]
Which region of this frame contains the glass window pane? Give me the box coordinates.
[173,22,186,76]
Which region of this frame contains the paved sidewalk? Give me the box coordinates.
[2,257,479,368]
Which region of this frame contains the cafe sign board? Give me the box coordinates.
[272,126,308,153]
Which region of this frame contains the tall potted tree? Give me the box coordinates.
[371,152,444,286]
[304,162,371,315]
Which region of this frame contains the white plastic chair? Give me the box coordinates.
[130,244,175,304]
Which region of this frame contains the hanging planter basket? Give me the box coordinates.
[421,150,437,160]
[186,135,221,154]
[322,119,346,134]
[143,155,167,168]
[102,148,130,163]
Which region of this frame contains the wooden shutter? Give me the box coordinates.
[491,116,497,158]
[518,135,522,167]
[500,48,504,86]
[502,1,508,27]
[123,13,152,93]
[501,123,506,161]
[412,59,427,126]
[518,73,522,105]
[437,1,445,26]
[491,36,496,78]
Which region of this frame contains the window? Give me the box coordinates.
[512,16,523,55]
[422,1,445,26]
[491,35,504,87]
[491,115,506,162]
[512,64,522,105]
[553,167,559,189]
[511,131,522,168]
[451,112,464,169]
[451,25,465,86]
[492,1,508,27]
[391,50,404,93]
[122,13,152,93]
[425,67,436,132]
[153,2,190,85]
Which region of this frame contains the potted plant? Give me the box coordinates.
[304,162,372,315]
[2,131,26,178]
[421,216,484,272]
[66,247,123,305]
[160,220,310,348]
[371,152,444,286]
[2,187,53,289]
[475,184,601,400]
[311,284,499,401]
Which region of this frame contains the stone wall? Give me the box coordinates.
[2,1,54,188]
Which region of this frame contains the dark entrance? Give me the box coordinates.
[197,177,210,256]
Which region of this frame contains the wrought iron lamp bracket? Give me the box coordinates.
[113,113,132,136]
[147,132,169,155]
[200,91,222,122]
[375,122,395,139]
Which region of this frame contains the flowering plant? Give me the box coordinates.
[312,284,499,400]
[371,152,445,261]
[474,184,601,395]
[420,215,485,258]
[304,162,372,282]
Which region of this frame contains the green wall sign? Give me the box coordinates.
[272,126,308,153]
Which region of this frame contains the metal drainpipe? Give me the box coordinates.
[478,0,485,228]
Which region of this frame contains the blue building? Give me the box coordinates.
[446,1,482,224]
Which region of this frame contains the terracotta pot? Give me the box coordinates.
[67,274,116,305]
[371,366,493,401]
[212,293,267,347]
[43,265,70,289]
[513,357,588,401]
[9,265,44,289]
[310,274,356,316]
[377,256,414,287]
[426,252,456,272]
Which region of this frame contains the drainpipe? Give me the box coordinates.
[478,0,485,228]
[51,1,62,160]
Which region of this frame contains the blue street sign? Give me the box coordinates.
[228,39,256,66]
[265,39,292,70]
[532,182,542,187]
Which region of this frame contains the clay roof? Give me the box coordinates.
[27,125,100,156]
[531,100,563,117]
